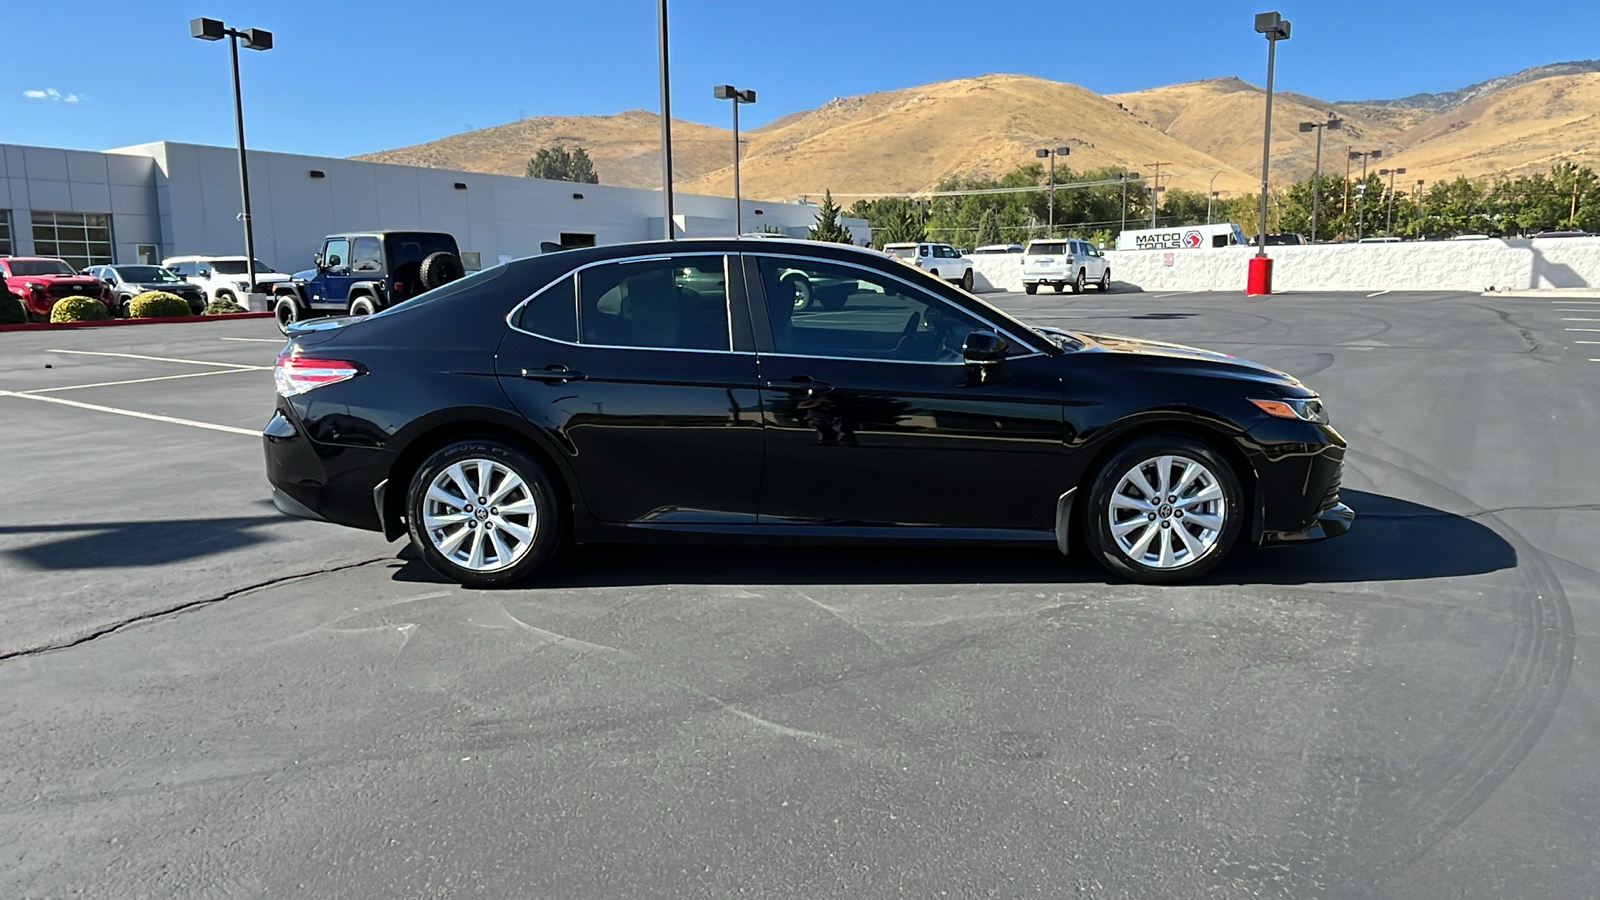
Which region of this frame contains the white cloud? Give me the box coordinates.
[23,88,81,103]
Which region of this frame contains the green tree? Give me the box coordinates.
[975,207,1003,247]
[526,145,601,183]
[807,190,855,243]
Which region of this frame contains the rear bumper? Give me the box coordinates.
[263,408,392,533]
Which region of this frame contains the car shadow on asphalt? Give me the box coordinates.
[0,515,283,569]
[388,489,1515,589]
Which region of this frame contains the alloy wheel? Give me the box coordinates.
[422,459,539,572]
[1107,454,1227,570]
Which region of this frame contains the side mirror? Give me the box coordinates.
[962,330,1009,365]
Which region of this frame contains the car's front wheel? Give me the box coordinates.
[1083,435,1243,583]
[961,269,974,292]
[405,439,562,587]
[273,295,301,333]
[1099,269,1112,292]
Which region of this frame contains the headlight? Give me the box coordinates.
[1250,396,1328,424]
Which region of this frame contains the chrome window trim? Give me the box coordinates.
[747,251,1045,358]
[505,251,749,355]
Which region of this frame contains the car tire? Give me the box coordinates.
[1099,270,1112,292]
[405,439,562,588]
[961,269,974,292]
[783,274,813,311]
[118,296,133,318]
[1023,283,1038,295]
[273,294,301,333]
[1070,270,1086,294]
[1052,283,1066,294]
[419,251,466,290]
[349,295,377,317]
[1082,434,1244,584]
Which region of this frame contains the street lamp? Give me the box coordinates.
[1119,171,1141,234]
[656,0,674,239]
[1208,191,1222,225]
[1035,146,1071,237]
[1415,179,1426,235]
[1379,166,1407,235]
[1349,149,1382,240]
[190,17,272,297]
[1251,10,1291,294]
[1298,117,1342,243]
[714,85,756,237]
[1149,185,1166,228]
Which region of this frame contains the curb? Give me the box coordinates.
[0,312,274,333]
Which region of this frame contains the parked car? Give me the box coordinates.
[1532,230,1591,238]
[162,256,291,306]
[265,238,1351,588]
[0,257,113,321]
[84,264,207,316]
[1261,233,1307,246]
[971,244,1025,255]
[272,230,464,331]
[1021,238,1111,294]
[1355,237,1401,244]
[882,242,975,291]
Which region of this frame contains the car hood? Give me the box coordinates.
[23,274,98,283]
[1074,330,1303,386]
[143,282,201,291]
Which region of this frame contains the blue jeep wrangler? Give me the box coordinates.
[273,231,464,331]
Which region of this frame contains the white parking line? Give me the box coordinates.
[220,337,287,343]
[1152,291,1200,298]
[20,368,258,394]
[1575,340,1600,344]
[1566,328,1600,332]
[1561,317,1600,321]
[48,349,269,370]
[0,390,259,436]
[1367,290,1391,297]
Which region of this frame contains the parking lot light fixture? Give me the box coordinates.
[1415,179,1426,234]
[190,16,272,300]
[1299,117,1341,243]
[1380,167,1407,234]
[1349,149,1382,239]
[1035,146,1071,237]
[714,85,756,237]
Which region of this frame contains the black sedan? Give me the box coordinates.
[265,238,1351,586]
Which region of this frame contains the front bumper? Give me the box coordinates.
[1262,501,1354,545]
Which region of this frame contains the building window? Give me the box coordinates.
[32,211,114,270]
[0,210,12,256]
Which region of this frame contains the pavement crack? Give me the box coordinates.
[0,556,394,663]
[1470,302,1541,353]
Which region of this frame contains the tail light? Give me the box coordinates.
[275,355,362,396]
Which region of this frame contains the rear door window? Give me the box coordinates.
[577,256,731,352]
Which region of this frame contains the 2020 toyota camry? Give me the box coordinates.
[265,238,1351,586]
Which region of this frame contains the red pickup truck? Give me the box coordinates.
[1,256,113,320]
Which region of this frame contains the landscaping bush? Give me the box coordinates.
[49,296,111,323]
[128,291,193,318]
[0,288,26,325]
[203,296,246,315]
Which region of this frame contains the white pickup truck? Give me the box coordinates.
[1021,238,1111,294]
[883,242,975,291]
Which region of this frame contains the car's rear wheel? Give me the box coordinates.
[348,295,377,317]
[961,269,974,292]
[1052,283,1066,294]
[273,295,301,333]
[783,274,813,310]
[1024,283,1038,295]
[1070,269,1086,294]
[1083,435,1243,584]
[406,439,561,588]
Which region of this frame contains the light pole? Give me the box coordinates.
[714,85,756,237]
[1119,171,1141,234]
[656,0,675,239]
[1349,149,1381,240]
[1149,185,1166,228]
[190,17,271,296]
[1415,179,1426,235]
[1208,191,1221,225]
[1253,11,1291,262]
[1379,166,1407,235]
[1035,146,1070,237]
[1298,116,1341,243]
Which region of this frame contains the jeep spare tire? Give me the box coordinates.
[418,251,465,290]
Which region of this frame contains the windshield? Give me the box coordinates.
[211,259,277,275]
[115,266,181,283]
[1026,242,1068,256]
[884,246,917,259]
[8,259,77,276]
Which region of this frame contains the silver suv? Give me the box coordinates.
[1021,239,1111,294]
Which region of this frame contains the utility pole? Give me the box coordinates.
[1572,178,1583,228]
[1144,162,1169,228]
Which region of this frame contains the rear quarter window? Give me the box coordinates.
[513,275,578,342]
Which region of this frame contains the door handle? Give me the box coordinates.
[521,365,586,383]
[762,375,832,393]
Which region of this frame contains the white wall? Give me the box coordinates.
[1101,237,1600,293]
[0,143,160,261]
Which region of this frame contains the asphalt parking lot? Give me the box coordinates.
[2,289,1597,898]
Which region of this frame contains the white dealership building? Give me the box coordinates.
[0,140,867,275]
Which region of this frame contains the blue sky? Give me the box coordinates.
[4,0,1597,159]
